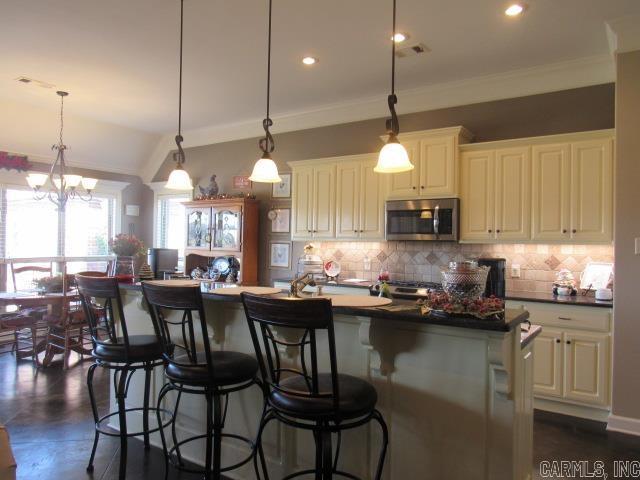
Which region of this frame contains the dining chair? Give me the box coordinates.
[10,262,53,292]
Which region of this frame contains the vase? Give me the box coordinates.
[110,256,135,283]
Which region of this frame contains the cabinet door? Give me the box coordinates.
[359,158,386,239]
[495,147,531,241]
[570,139,613,242]
[460,150,495,241]
[211,206,242,252]
[312,164,336,239]
[291,166,314,238]
[387,140,420,198]
[336,161,361,238]
[532,327,563,398]
[564,331,609,406]
[186,207,212,250]
[419,136,456,197]
[532,144,571,241]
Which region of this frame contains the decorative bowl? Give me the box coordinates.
[440,261,490,302]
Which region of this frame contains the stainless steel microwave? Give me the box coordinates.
[385,198,459,241]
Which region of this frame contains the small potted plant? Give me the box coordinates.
[108,234,145,283]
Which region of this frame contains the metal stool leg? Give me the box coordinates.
[372,410,389,480]
[143,363,151,450]
[213,393,223,479]
[156,383,173,480]
[321,426,333,480]
[205,390,213,480]
[116,367,130,480]
[86,363,100,472]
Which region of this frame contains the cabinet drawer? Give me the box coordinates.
[506,300,611,332]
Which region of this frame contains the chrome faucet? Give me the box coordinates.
[290,273,317,298]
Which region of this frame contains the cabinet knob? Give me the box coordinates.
[496,229,501,234]
[562,229,568,234]
[307,230,311,233]
[412,186,416,190]
[488,229,492,233]
[420,186,425,189]
[360,230,364,233]
[313,230,318,233]
[572,229,577,234]
[566,340,571,345]
[555,338,561,343]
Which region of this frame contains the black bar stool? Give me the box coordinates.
[241,293,389,480]
[76,275,171,480]
[142,282,263,480]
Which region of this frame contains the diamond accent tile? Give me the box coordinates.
[426,252,439,265]
[376,251,388,263]
[544,255,561,270]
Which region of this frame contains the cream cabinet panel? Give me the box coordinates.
[532,327,563,398]
[419,136,456,197]
[532,144,571,241]
[570,139,613,243]
[291,166,314,238]
[336,161,361,238]
[564,331,609,406]
[359,158,386,239]
[495,147,531,241]
[460,150,495,241]
[387,140,420,198]
[312,164,336,239]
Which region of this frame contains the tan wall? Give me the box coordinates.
[612,51,640,422]
[151,84,614,285]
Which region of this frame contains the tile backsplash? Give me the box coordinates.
[310,242,614,293]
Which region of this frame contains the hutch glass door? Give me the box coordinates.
[186,207,212,250]
[212,207,242,251]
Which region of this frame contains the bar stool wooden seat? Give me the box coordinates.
[142,282,264,480]
[241,293,389,480]
[76,275,171,480]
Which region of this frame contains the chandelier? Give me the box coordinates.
[26,91,97,209]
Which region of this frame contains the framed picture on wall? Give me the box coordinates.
[272,173,291,198]
[270,207,291,233]
[269,241,291,269]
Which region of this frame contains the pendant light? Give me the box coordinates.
[374,0,414,174]
[249,0,282,183]
[166,0,194,190]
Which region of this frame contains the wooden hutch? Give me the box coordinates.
[183,198,259,285]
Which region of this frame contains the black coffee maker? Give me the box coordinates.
[478,258,506,298]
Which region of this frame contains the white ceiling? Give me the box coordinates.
[1,0,639,176]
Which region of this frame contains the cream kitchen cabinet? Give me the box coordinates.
[507,300,612,417]
[291,164,336,240]
[460,146,530,242]
[385,126,473,199]
[532,137,613,242]
[336,155,385,240]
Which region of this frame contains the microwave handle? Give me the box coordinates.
[433,205,440,235]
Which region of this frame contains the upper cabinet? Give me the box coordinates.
[461,130,614,244]
[291,164,336,239]
[386,127,474,199]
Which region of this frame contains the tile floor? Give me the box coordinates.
[1,353,638,479]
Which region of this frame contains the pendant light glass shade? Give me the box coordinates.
[375,135,413,173]
[249,154,281,183]
[166,165,193,190]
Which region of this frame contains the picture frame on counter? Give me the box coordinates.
[269,241,291,269]
[269,207,291,233]
[271,173,291,198]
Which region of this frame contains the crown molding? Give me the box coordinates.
[140,54,615,182]
[606,14,640,55]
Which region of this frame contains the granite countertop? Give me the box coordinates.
[520,324,542,349]
[272,278,373,289]
[505,291,613,308]
[121,282,528,332]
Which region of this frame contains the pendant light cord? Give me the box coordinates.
[174,0,186,166]
[259,0,275,156]
[386,0,400,138]
[59,94,65,146]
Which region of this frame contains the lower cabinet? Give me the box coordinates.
[507,300,612,412]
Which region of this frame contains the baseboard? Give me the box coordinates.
[607,413,640,437]
[534,397,610,422]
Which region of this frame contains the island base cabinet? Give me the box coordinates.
[115,289,533,480]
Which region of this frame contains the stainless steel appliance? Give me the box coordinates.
[370,280,443,300]
[385,198,459,241]
[147,248,179,279]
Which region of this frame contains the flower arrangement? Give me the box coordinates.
[417,291,505,319]
[108,234,145,257]
[34,275,73,293]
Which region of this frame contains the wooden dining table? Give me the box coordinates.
[0,289,81,365]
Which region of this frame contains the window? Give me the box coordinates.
[64,194,115,257]
[156,193,189,258]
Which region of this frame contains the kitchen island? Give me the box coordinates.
[115,283,536,480]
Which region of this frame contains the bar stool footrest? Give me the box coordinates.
[95,407,174,437]
[283,469,362,480]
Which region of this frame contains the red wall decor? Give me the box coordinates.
[0,151,31,172]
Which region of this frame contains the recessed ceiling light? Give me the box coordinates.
[505,3,525,16]
[302,56,318,65]
[392,32,408,43]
